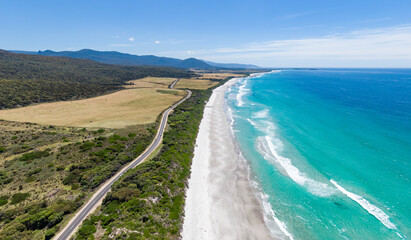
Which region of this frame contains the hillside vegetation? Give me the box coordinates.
[37,49,217,69]
[0,50,193,109]
[0,120,157,239]
[74,82,227,239]
[0,48,237,239]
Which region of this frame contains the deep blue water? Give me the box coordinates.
[226,69,411,240]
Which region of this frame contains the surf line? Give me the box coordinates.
[330,179,397,231]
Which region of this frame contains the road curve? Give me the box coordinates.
[169,78,179,89]
[54,80,191,240]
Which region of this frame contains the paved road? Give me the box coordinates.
[54,81,191,240]
[169,79,179,89]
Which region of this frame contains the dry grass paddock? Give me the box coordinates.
[0,74,233,129]
[175,79,219,89]
[197,72,246,80]
[0,88,185,129]
[125,77,177,89]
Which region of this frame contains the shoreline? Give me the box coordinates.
[182,78,275,239]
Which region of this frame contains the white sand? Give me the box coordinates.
[182,79,275,239]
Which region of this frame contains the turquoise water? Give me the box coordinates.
[226,69,410,239]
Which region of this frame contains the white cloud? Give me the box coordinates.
[114,35,120,39]
[155,40,160,44]
[187,25,411,67]
[128,37,134,42]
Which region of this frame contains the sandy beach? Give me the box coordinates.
[182,79,275,240]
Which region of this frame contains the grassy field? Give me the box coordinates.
[175,78,219,89]
[125,77,177,89]
[0,74,230,128]
[0,88,185,129]
[197,72,246,79]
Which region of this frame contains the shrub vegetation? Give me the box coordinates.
[74,81,227,239]
[0,120,156,239]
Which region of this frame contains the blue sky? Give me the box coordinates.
[1,0,411,67]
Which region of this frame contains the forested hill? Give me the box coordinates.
[32,49,259,69]
[37,49,217,69]
[0,50,194,109]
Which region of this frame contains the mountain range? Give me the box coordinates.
[10,49,259,69]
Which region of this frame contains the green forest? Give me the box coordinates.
[0,50,194,109]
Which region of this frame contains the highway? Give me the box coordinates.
[54,80,191,240]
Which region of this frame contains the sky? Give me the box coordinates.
[1,0,411,67]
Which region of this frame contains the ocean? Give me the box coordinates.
[226,69,410,239]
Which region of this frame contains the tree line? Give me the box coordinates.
[0,50,194,109]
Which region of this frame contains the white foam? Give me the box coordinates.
[246,118,256,127]
[249,114,279,139]
[250,114,335,197]
[259,135,336,197]
[330,179,398,230]
[237,79,249,107]
[232,71,277,108]
[229,69,403,238]
[241,153,294,240]
[253,109,270,119]
[235,71,280,107]
[227,91,294,239]
[258,190,295,240]
[250,70,281,78]
[226,102,237,137]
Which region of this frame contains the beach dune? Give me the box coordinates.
[182,79,275,239]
